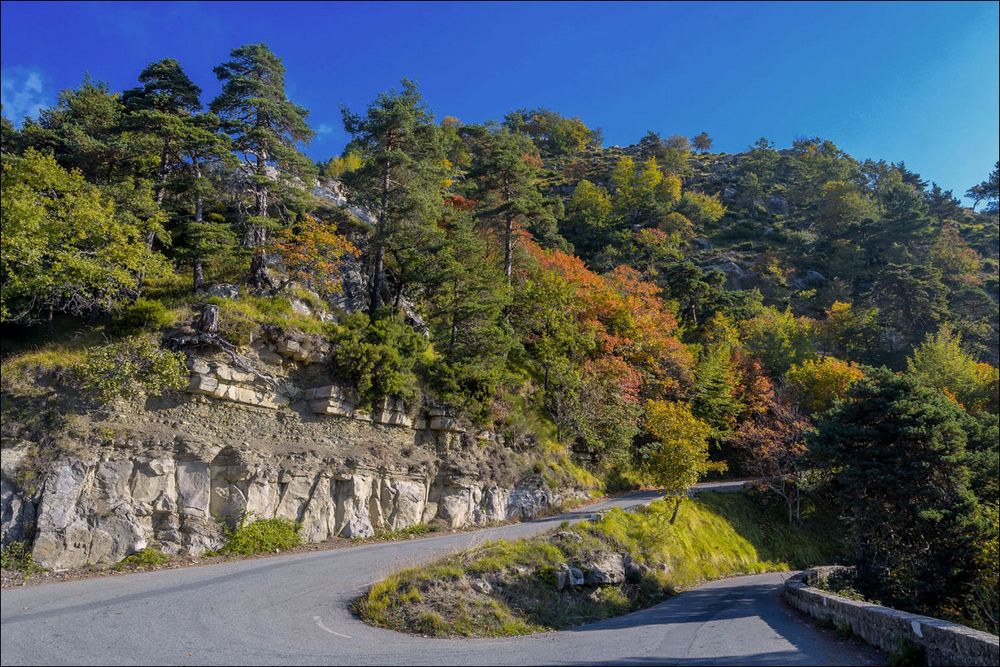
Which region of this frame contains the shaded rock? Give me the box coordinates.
[470,578,493,595]
[200,283,240,299]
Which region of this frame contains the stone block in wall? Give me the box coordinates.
[213,363,254,383]
[378,411,413,428]
[429,416,462,432]
[175,461,211,518]
[305,385,352,401]
[188,358,211,375]
[188,373,218,395]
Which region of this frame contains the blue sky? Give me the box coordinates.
[2,1,998,198]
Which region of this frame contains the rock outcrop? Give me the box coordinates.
[1,336,589,571]
[4,445,582,570]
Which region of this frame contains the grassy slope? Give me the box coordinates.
[356,492,843,638]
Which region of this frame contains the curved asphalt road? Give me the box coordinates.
[1,486,882,666]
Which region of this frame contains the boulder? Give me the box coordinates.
[584,553,626,585]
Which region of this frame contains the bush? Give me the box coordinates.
[1,541,43,576]
[116,547,170,570]
[329,311,428,408]
[71,334,188,402]
[219,517,301,556]
[110,298,174,334]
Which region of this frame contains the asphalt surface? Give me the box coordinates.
[0,485,883,666]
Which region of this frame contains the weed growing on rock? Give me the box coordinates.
[115,547,170,570]
[1,541,44,576]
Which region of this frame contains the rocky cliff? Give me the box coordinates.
[1,329,588,571]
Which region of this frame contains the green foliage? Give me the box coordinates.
[906,326,998,415]
[110,298,175,335]
[641,400,726,498]
[691,342,742,438]
[0,541,43,576]
[329,311,429,408]
[785,356,864,415]
[810,367,987,618]
[1,149,166,322]
[371,524,441,541]
[207,295,332,346]
[470,126,559,274]
[502,107,600,156]
[677,191,726,225]
[219,517,302,556]
[425,208,512,420]
[323,150,363,179]
[116,547,170,570]
[341,79,448,314]
[740,306,817,377]
[71,334,188,402]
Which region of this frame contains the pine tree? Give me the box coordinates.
[210,43,315,287]
[470,127,552,281]
[341,79,447,315]
[122,58,203,207]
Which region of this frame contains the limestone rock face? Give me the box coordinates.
[3,443,583,570]
[1,447,37,549]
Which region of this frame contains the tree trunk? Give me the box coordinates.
[369,156,392,318]
[504,211,514,282]
[670,497,682,524]
[199,304,220,333]
[368,243,385,317]
[193,258,205,294]
[248,251,275,290]
[155,140,170,206]
[193,160,204,223]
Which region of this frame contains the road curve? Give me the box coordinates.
[1,488,882,666]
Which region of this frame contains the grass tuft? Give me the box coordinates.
[219,517,302,556]
[115,547,170,570]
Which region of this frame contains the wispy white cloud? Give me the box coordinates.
[1,66,51,125]
[315,123,335,136]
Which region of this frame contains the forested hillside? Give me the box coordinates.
[1,43,997,630]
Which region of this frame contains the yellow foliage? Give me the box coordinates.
[642,400,726,496]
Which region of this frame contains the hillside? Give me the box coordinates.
[1,44,997,632]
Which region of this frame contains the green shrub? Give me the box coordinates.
[1,541,43,576]
[70,334,188,402]
[116,547,170,570]
[219,517,302,556]
[329,310,428,408]
[110,298,174,334]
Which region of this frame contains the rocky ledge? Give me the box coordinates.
[1,332,589,571]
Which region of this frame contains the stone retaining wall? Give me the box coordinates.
[783,567,999,666]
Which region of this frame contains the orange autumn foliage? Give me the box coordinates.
[270,214,359,296]
[520,237,694,400]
